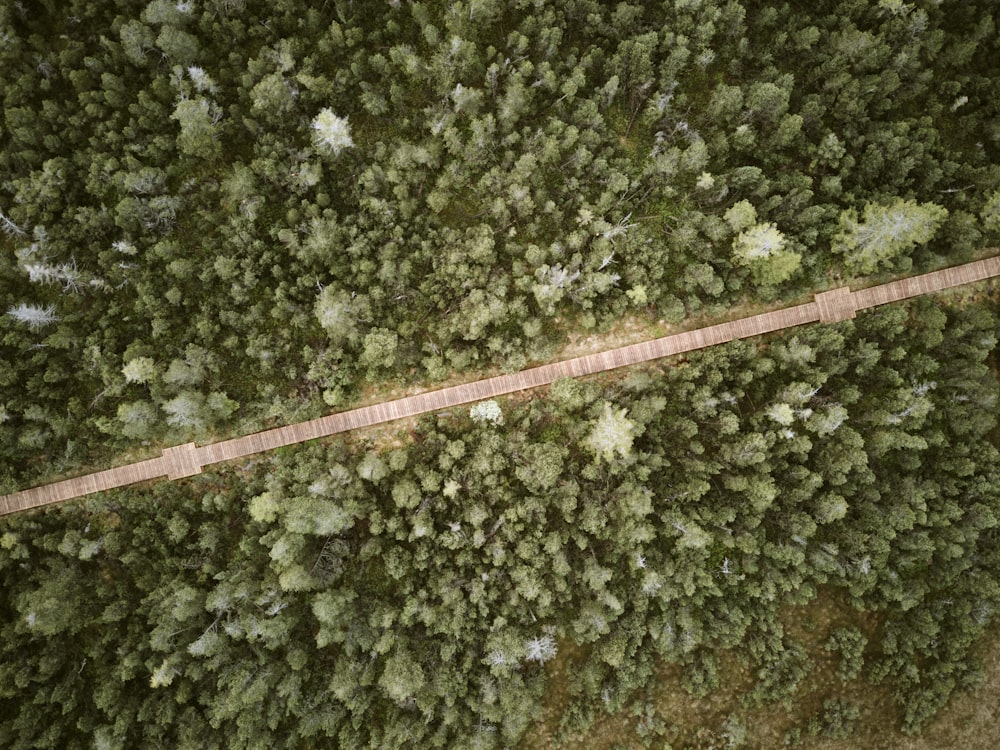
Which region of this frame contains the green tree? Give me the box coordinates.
[314,287,358,345]
[832,199,948,275]
[732,222,801,286]
[122,356,158,384]
[359,328,399,373]
[825,626,868,681]
[379,648,426,703]
[583,402,637,463]
[311,109,354,155]
[155,25,201,65]
[515,442,566,493]
[171,98,220,160]
[117,400,159,439]
[981,188,1000,235]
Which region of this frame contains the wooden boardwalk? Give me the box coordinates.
[2,254,998,516]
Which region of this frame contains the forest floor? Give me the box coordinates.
[520,594,1000,749]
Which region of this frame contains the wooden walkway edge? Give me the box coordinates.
[2,254,998,516]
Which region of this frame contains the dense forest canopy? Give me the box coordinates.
[1,0,998,484]
[2,0,1000,748]
[2,298,999,747]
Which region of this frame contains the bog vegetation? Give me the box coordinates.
[1,0,999,748]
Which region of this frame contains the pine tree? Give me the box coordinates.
[6,303,59,328]
[161,391,207,429]
[833,199,948,274]
[311,109,354,155]
[469,399,504,426]
[584,403,637,462]
[117,400,159,439]
[732,222,801,286]
[378,649,426,703]
[122,357,158,384]
[314,287,358,345]
[171,97,220,159]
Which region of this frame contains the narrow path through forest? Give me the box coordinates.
[3,254,999,516]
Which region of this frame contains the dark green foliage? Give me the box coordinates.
[824,625,867,681]
[2,298,998,746]
[807,698,860,740]
[2,0,998,486]
[1,0,999,746]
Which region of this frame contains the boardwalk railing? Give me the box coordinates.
[2,255,998,516]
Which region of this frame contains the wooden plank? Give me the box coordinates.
[2,253,998,515]
[814,287,856,322]
[162,443,203,479]
[0,457,167,514]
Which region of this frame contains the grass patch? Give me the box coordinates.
[519,591,1000,749]
[604,103,658,169]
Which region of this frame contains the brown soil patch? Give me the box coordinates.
[519,593,1000,749]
